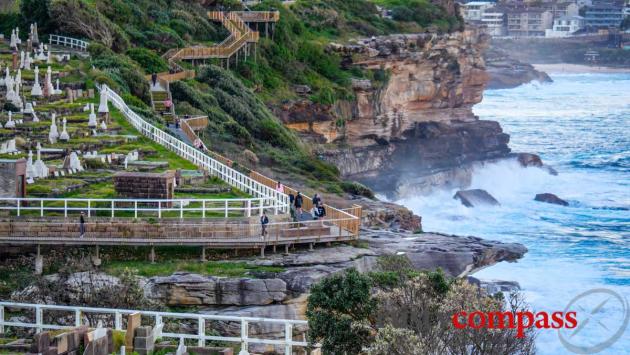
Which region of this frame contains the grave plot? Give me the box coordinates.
[0,28,250,219]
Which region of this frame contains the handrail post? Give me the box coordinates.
[111,201,115,218]
[198,317,205,347]
[134,201,138,219]
[64,200,68,218]
[40,200,44,217]
[247,200,251,217]
[87,200,91,217]
[75,309,81,327]
[240,320,249,355]
[17,199,20,216]
[284,322,293,355]
[202,200,206,219]
[115,312,122,330]
[158,201,162,218]
[0,305,4,334]
[180,201,184,219]
[35,306,42,332]
[225,200,228,218]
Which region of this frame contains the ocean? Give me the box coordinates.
[396,72,630,354]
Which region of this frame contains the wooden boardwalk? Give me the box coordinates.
[164,11,279,64]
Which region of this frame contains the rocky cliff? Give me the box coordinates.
[485,46,552,89]
[276,28,512,197]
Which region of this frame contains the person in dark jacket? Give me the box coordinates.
[79,212,85,238]
[151,73,158,88]
[295,192,303,217]
[288,193,296,221]
[312,193,321,207]
[260,212,269,238]
[316,202,326,219]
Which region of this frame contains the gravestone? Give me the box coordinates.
[0,158,26,198]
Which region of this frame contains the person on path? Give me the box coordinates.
[151,73,157,88]
[312,193,321,207]
[288,192,296,221]
[79,212,85,238]
[276,181,284,193]
[295,192,303,217]
[260,211,269,238]
[164,99,172,114]
[174,116,180,129]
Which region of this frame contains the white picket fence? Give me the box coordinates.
[101,84,290,215]
[0,197,278,218]
[48,35,89,51]
[0,302,311,354]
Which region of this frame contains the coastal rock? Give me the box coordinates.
[454,189,500,208]
[279,29,515,196]
[363,229,527,277]
[534,193,569,206]
[485,47,552,89]
[516,153,543,168]
[144,272,288,306]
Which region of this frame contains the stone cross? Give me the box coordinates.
[49,113,59,144]
[59,117,70,141]
[31,66,42,96]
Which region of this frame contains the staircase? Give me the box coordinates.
[150,84,174,122]
[162,10,278,65]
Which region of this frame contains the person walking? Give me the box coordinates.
[151,72,158,88]
[295,192,303,218]
[288,192,296,221]
[79,212,85,238]
[260,211,269,239]
[276,181,284,193]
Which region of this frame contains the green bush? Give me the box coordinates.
[126,47,169,74]
[341,181,375,198]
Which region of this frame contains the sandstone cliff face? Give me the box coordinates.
[276,28,512,196]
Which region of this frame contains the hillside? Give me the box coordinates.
[1,0,463,197]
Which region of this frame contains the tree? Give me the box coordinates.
[306,268,377,354]
[20,0,52,34]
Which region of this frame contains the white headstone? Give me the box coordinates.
[33,145,48,179]
[24,52,32,70]
[9,29,17,49]
[31,66,42,96]
[26,150,36,179]
[32,110,39,123]
[49,113,59,144]
[98,87,109,113]
[88,103,97,127]
[46,66,54,94]
[83,103,90,111]
[59,117,70,141]
[100,120,107,130]
[54,79,62,95]
[46,47,52,63]
[4,111,16,129]
[69,152,83,171]
[24,102,34,114]
[19,51,25,69]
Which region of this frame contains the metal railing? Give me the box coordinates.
[101,84,289,214]
[0,302,311,354]
[48,35,89,51]
[0,197,277,219]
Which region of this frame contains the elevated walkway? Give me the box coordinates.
[164,11,279,66]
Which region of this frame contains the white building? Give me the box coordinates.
[545,15,585,37]
[460,1,495,21]
[482,10,506,36]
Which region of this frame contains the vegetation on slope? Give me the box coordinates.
[0,0,461,194]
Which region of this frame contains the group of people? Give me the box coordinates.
[260,182,327,237]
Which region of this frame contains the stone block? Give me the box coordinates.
[134,326,152,337]
[31,331,50,353]
[125,312,141,350]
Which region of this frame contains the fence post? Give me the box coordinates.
[35,306,43,332]
[0,305,4,334]
[202,201,206,219]
[17,199,20,216]
[115,312,122,330]
[158,201,162,218]
[247,200,251,217]
[198,317,205,347]
[284,323,293,355]
[180,201,184,219]
[134,201,138,219]
[75,309,81,327]
[87,200,91,217]
[111,201,115,218]
[240,320,249,355]
[64,200,68,217]
[225,200,228,218]
[40,200,44,217]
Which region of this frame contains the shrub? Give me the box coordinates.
[126,47,168,74]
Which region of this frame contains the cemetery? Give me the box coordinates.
[0,23,361,259]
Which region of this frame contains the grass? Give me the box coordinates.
[105,260,284,278]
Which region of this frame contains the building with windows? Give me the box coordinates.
[545,15,586,36]
[482,10,507,36]
[506,8,554,36]
[460,1,496,21]
[584,1,624,28]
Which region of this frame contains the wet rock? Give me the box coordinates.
[454,189,500,208]
[292,85,311,95]
[516,153,543,168]
[534,193,569,206]
[478,279,521,295]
